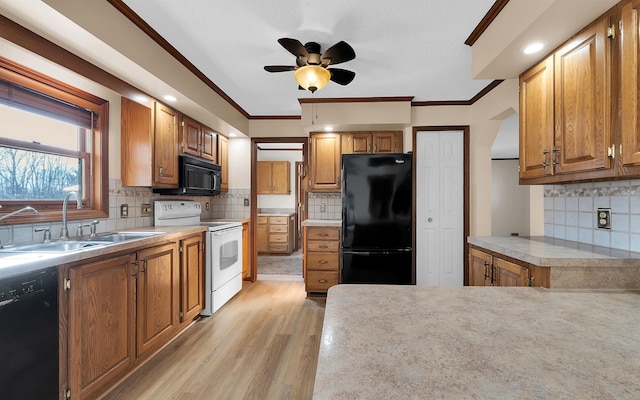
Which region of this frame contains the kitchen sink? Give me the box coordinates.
[0,241,112,253]
[86,231,166,242]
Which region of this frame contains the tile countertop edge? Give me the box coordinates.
[301,219,341,227]
[468,236,640,267]
[0,226,207,280]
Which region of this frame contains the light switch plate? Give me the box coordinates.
[141,203,152,217]
[244,198,250,206]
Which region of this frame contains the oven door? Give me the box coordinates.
[210,226,243,290]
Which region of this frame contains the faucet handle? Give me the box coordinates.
[76,223,92,237]
[35,227,52,243]
[89,220,100,237]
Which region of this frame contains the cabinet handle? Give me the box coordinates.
[319,260,328,264]
[159,165,163,177]
[542,149,548,169]
[318,279,328,283]
[319,245,328,249]
[552,146,559,166]
[319,233,328,236]
[483,261,490,280]
[140,258,147,274]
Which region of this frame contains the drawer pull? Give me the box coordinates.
[319,233,328,236]
[319,260,328,264]
[318,279,328,283]
[319,245,328,249]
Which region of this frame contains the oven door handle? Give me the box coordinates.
[212,226,243,236]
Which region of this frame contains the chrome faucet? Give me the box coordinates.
[0,205,38,248]
[60,191,82,239]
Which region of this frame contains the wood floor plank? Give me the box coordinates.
[101,279,325,400]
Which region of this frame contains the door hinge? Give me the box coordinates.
[179,311,183,319]
[64,278,71,291]
[181,121,185,127]
[65,388,71,399]
[179,246,183,253]
[607,24,615,39]
[619,144,623,157]
[528,276,535,287]
[607,145,615,159]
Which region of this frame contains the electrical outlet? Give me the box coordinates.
[205,202,210,211]
[141,203,152,217]
[320,203,326,212]
[597,208,611,229]
[120,204,129,218]
[244,198,250,207]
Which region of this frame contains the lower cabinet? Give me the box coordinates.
[66,234,203,400]
[257,215,295,254]
[303,226,341,297]
[468,246,547,287]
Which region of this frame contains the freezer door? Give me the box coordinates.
[342,153,412,250]
[341,250,413,284]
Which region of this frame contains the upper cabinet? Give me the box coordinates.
[309,133,341,192]
[257,161,290,194]
[180,116,217,163]
[120,98,178,188]
[218,134,229,192]
[519,1,640,184]
[342,131,403,154]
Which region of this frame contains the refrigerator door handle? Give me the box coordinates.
[342,249,412,256]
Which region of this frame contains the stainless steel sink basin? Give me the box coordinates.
[86,231,166,242]
[0,241,111,253]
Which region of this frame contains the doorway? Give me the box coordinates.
[413,127,469,286]
[250,138,308,281]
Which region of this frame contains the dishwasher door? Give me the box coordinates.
[0,267,59,399]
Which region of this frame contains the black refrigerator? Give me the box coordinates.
[341,153,414,284]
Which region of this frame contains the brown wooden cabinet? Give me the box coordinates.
[153,102,180,187]
[218,134,229,192]
[342,131,403,154]
[179,234,204,325]
[257,214,295,254]
[121,97,153,187]
[468,246,546,287]
[256,216,268,253]
[309,133,341,192]
[68,253,137,400]
[257,161,290,194]
[66,236,197,400]
[303,226,340,297]
[180,116,217,162]
[621,0,640,170]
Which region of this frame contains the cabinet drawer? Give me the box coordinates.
[269,243,289,253]
[257,216,268,224]
[306,271,339,291]
[307,240,339,252]
[307,253,339,271]
[269,224,288,233]
[269,216,288,225]
[307,227,339,240]
[269,234,288,243]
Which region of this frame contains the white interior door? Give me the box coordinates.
[416,130,464,286]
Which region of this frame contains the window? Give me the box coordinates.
[0,57,109,223]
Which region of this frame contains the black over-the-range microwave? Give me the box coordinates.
[153,154,222,196]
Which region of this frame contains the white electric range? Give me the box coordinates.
[154,200,243,315]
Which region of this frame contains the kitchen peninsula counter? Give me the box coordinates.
[313,284,640,399]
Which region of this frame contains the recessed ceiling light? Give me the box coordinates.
[133,95,148,104]
[523,42,544,55]
[229,132,237,137]
[324,126,334,132]
[163,95,177,102]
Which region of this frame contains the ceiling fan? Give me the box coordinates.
[264,38,356,93]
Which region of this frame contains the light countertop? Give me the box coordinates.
[314,284,640,399]
[468,236,640,267]
[302,219,341,227]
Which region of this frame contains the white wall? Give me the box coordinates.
[228,137,251,189]
[491,160,530,236]
[256,149,303,209]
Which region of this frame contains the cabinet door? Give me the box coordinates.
[494,257,529,287]
[257,221,269,253]
[271,161,290,194]
[121,97,153,186]
[554,16,611,175]
[201,126,217,162]
[68,254,136,400]
[136,242,179,358]
[256,161,274,194]
[373,132,401,153]
[154,102,179,186]
[309,133,341,192]
[218,134,229,192]
[180,235,204,324]
[468,247,492,286]
[242,220,250,279]
[181,116,201,157]
[621,0,640,167]
[519,56,555,180]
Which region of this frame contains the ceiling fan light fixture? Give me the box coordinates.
[294,65,331,92]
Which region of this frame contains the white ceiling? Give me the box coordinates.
[120,0,497,116]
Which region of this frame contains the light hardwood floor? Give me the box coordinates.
[102,279,325,400]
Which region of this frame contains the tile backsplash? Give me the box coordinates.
[0,180,250,246]
[307,193,341,220]
[544,180,640,252]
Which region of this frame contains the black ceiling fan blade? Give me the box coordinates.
[264,65,296,73]
[278,38,309,58]
[329,68,356,85]
[321,41,356,65]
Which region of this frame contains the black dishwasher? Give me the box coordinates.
[0,267,59,399]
